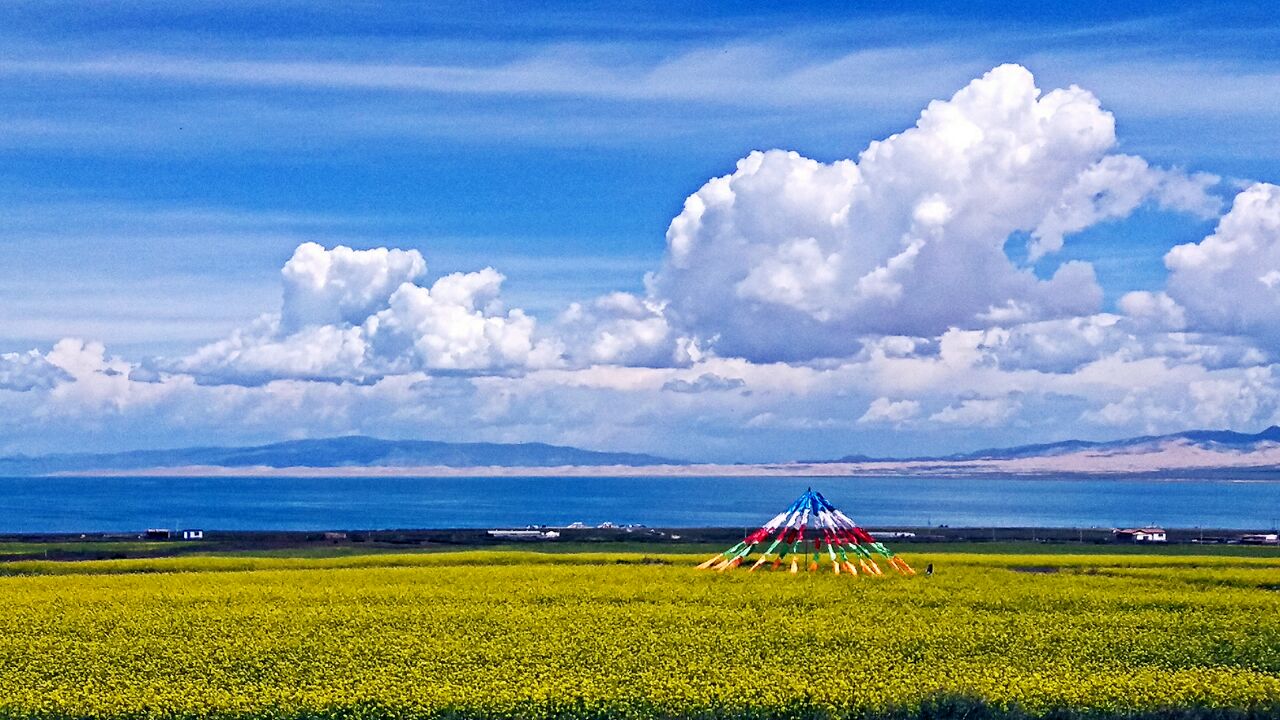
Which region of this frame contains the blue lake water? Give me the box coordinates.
[1,475,1278,533]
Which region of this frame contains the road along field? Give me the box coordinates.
[0,550,1276,720]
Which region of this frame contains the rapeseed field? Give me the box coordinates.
[0,550,1276,720]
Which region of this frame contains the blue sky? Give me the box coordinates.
[3,2,1280,459]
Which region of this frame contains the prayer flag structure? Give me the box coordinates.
[697,488,915,576]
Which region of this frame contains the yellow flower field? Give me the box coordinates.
[0,550,1276,719]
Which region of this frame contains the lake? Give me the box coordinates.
[2,475,1278,533]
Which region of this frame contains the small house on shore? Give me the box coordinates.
[486,529,561,540]
[145,528,205,540]
[1113,527,1167,543]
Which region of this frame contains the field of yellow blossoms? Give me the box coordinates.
[0,550,1276,720]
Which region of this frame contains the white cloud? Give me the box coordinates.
[1164,183,1280,342]
[8,327,1280,461]
[974,315,1141,374]
[1118,291,1187,332]
[0,348,71,391]
[857,397,920,425]
[40,338,171,415]
[661,373,745,394]
[556,292,680,367]
[175,244,562,385]
[0,44,973,111]
[176,319,373,385]
[652,64,1125,361]
[929,397,1019,427]
[1029,154,1221,260]
[281,242,426,332]
[1081,366,1280,434]
[363,269,561,373]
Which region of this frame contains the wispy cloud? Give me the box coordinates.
[1,44,978,109]
[4,29,1279,160]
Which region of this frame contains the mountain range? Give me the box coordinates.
[5,427,1280,477]
[0,436,683,477]
[820,426,1280,476]
[831,426,1280,462]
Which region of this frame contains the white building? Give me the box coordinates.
[486,530,561,540]
[1113,527,1167,543]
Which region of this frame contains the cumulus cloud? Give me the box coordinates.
[661,373,745,394]
[33,338,174,416]
[0,348,72,391]
[1029,155,1221,260]
[1118,291,1187,332]
[363,268,560,373]
[8,328,1280,461]
[174,244,562,385]
[176,318,374,385]
[857,397,920,425]
[557,293,681,367]
[281,243,427,332]
[651,64,1163,361]
[1164,183,1280,342]
[1082,366,1280,433]
[955,316,1141,374]
[929,397,1019,427]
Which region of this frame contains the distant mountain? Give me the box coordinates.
[824,422,1280,461]
[945,426,1280,461]
[0,436,685,476]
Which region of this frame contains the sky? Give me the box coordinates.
[3,1,1280,461]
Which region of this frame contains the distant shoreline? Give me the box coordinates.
[51,462,910,478]
[46,460,1280,480]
